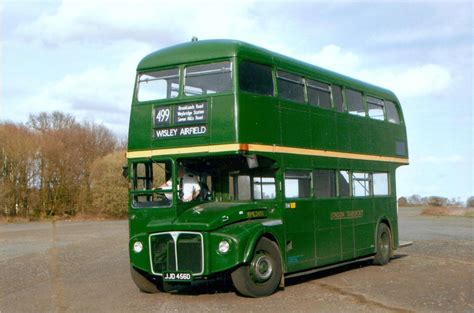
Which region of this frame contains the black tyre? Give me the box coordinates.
[373,223,392,265]
[231,237,282,297]
[130,266,161,293]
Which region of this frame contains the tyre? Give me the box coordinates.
[130,266,161,293]
[373,223,392,265]
[231,237,282,297]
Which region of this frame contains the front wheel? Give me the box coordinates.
[231,237,282,297]
[373,223,392,265]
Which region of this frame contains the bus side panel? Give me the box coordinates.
[352,197,376,258]
[128,104,152,151]
[339,197,355,260]
[238,93,280,145]
[314,199,342,266]
[209,95,237,143]
[280,101,311,148]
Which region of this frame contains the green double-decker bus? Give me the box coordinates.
[126,39,409,297]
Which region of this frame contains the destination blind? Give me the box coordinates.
[154,102,208,139]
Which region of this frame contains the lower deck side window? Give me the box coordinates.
[284,170,311,198]
[338,171,351,197]
[352,172,370,197]
[373,173,389,195]
[314,169,336,198]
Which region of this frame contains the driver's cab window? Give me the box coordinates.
[230,174,276,201]
[131,160,172,208]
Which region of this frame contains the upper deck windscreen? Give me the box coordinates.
[136,61,232,102]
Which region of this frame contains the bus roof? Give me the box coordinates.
[137,39,398,101]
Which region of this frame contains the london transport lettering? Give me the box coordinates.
[330,210,364,220]
[154,102,208,139]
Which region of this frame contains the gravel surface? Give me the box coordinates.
[0,207,472,313]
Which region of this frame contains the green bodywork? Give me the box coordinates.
[127,40,408,277]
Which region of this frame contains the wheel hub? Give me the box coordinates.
[251,253,273,283]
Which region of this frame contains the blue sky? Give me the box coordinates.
[1,0,472,200]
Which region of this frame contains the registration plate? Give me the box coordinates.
[162,271,193,282]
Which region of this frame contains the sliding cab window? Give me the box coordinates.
[277,71,305,103]
[367,96,385,121]
[307,80,331,109]
[184,61,232,96]
[314,169,337,198]
[137,68,179,102]
[346,89,365,117]
[231,175,252,201]
[131,160,173,208]
[253,176,276,200]
[284,170,311,198]
[385,101,401,124]
[239,61,273,96]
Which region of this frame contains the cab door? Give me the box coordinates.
[283,169,315,272]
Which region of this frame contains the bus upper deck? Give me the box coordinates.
[128,40,408,165]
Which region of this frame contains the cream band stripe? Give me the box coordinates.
[126,143,409,164]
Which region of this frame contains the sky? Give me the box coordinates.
[1,0,472,201]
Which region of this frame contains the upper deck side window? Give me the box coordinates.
[307,79,331,109]
[137,68,179,102]
[277,70,305,103]
[346,89,365,117]
[367,96,385,121]
[331,85,344,112]
[184,61,232,96]
[239,61,273,96]
[385,100,401,124]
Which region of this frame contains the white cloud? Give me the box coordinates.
[358,64,452,99]
[298,45,361,75]
[17,0,257,44]
[12,43,153,135]
[295,45,452,99]
[416,154,465,164]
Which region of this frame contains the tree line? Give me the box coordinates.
[398,194,474,208]
[0,112,128,219]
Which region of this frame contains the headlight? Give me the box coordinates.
[133,241,143,253]
[218,240,230,254]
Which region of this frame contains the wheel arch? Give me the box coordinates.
[242,227,283,264]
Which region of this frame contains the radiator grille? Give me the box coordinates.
[150,232,203,275]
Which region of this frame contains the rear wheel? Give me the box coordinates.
[231,237,282,297]
[373,223,392,265]
[130,266,161,293]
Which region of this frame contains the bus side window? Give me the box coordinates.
[346,89,365,117]
[367,96,385,121]
[239,61,273,96]
[385,101,401,124]
[373,173,389,196]
[338,171,350,197]
[314,169,337,198]
[332,85,344,112]
[352,172,370,197]
[277,71,305,104]
[284,170,311,198]
[307,80,331,109]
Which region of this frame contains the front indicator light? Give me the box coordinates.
[133,241,143,253]
[218,240,230,254]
